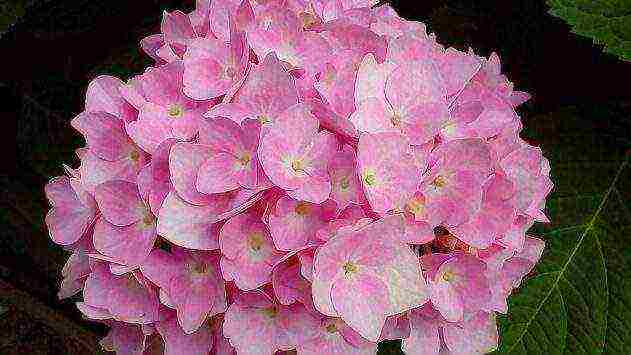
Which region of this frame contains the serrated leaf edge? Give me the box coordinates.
[504,157,628,353]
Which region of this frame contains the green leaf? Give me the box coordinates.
[494,106,630,354]
[547,0,631,61]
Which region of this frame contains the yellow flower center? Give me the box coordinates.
[343,261,359,277]
[363,171,377,187]
[167,104,183,118]
[238,151,252,167]
[339,176,350,190]
[406,196,426,219]
[442,270,456,282]
[432,175,447,188]
[129,150,141,162]
[257,114,272,125]
[390,112,402,127]
[294,202,311,216]
[291,159,305,173]
[325,323,338,333]
[248,232,265,252]
[260,306,279,319]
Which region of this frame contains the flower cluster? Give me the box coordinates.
[45,0,553,354]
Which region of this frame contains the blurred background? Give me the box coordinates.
[3,0,630,354]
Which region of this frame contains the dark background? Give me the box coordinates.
[2,0,630,353]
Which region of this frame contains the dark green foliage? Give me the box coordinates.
[548,0,631,61]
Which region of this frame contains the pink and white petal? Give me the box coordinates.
[108,274,159,324]
[157,312,214,355]
[232,53,299,123]
[222,297,277,355]
[76,302,112,320]
[354,54,395,104]
[45,177,95,246]
[85,75,132,119]
[71,111,132,161]
[198,117,244,153]
[349,97,396,135]
[197,152,241,194]
[156,192,221,250]
[94,180,145,226]
[331,273,390,342]
[140,249,183,289]
[169,143,213,205]
[79,150,145,195]
[442,312,499,354]
[127,102,174,154]
[403,310,440,355]
[170,108,203,140]
[287,177,332,204]
[169,274,216,334]
[430,279,463,322]
[93,219,156,268]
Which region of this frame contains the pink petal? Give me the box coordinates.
[156,192,221,250]
[94,180,146,226]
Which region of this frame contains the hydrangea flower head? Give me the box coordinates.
[45,1,552,353]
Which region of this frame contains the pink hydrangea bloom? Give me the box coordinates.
[421,253,491,322]
[297,317,377,355]
[312,218,429,341]
[81,262,159,324]
[259,103,338,203]
[155,310,215,355]
[219,211,283,290]
[93,180,157,268]
[141,249,227,333]
[268,196,336,251]
[357,132,420,214]
[45,176,97,246]
[420,138,493,227]
[122,62,207,154]
[351,54,448,145]
[223,290,318,354]
[46,2,553,353]
[182,25,249,100]
[196,117,265,193]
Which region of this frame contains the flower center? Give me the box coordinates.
[260,306,279,319]
[141,210,155,228]
[189,261,208,276]
[432,175,447,188]
[343,261,359,277]
[406,195,426,219]
[325,323,338,333]
[339,176,350,190]
[363,171,377,187]
[238,151,252,167]
[294,202,311,216]
[257,114,271,125]
[291,159,305,173]
[442,270,456,282]
[248,232,264,252]
[167,104,183,118]
[129,150,141,162]
[390,112,402,127]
